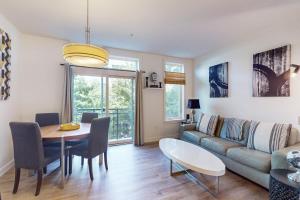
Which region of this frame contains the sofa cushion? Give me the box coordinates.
[225,118,246,140]
[180,131,210,145]
[215,117,224,137]
[220,118,250,145]
[196,113,219,136]
[247,121,292,153]
[200,137,241,156]
[227,147,271,173]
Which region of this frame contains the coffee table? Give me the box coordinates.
[159,138,225,194]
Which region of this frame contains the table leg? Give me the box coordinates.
[60,137,65,188]
[99,153,103,165]
[217,176,219,194]
[169,160,220,196]
[170,159,173,176]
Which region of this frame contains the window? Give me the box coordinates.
[107,56,139,71]
[164,62,185,121]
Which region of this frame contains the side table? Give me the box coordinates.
[270,169,300,200]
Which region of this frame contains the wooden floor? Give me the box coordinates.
[0,144,268,200]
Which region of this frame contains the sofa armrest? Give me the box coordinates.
[179,124,197,138]
[271,143,300,170]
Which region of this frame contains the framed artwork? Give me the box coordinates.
[0,28,11,100]
[209,62,228,98]
[253,45,291,97]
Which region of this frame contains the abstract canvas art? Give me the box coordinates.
[0,28,11,100]
[209,62,228,98]
[253,45,291,97]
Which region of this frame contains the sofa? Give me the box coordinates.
[179,116,300,189]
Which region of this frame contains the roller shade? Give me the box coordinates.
[164,71,185,85]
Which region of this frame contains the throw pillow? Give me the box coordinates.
[226,118,246,141]
[247,121,292,154]
[220,118,249,144]
[196,113,219,136]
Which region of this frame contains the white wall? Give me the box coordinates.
[19,36,194,143]
[106,48,194,142]
[19,34,66,121]
[194,25,300,128]
[0,14,21,175]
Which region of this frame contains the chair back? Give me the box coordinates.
[35,113,59,127]
[81,112,99,123]
[88,117,110,158]
[9,122,44,169]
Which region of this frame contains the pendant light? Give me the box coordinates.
[63,0,109,67]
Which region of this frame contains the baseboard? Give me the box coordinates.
[0,160,14,177]
[144,134,178,143]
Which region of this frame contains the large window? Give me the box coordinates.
[164,62,184,121]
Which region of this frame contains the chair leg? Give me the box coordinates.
[65,152,68,176]
[43,167,47,174]
[69,153,73,175]
[35,169,43,196]
[13,168,21,194]
[81,156,84,166]
[88,158,94,181]
[104,151,108,170]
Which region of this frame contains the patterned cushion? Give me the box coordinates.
[247,121,292,154]
[226,118,246,141]
[196,113,219,136]
[220,118,250,145]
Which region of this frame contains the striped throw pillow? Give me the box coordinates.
[247,121,292,154]
[196,113,219,136]
[226,118,246,141]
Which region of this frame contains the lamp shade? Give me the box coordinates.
[187,99,200,109]
[63,43,109,67]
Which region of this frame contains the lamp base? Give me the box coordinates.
[191,110,196,123]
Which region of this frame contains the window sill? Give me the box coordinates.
[164,119,184,124]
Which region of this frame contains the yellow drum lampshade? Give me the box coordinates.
[63,43,109,67]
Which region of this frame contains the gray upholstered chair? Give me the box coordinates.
[69,117,110,180]
[35,113,59,127]
[9,122,60,196]
[81,112,99,123]
[79,112,99,166]
[35,113,63,174]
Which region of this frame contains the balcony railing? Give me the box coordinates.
[73,108,134,142]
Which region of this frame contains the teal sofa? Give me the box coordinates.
[179,117,300,189]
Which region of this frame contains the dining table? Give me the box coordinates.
[40,123,91,188]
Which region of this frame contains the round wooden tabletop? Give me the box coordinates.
[40,123,91,141]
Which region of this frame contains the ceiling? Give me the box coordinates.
[0,0,300,58]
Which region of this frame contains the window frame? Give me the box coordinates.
[164,62,185,122]
[108,55,140,71]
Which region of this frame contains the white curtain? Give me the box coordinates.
[61,64,73,123]
[134,71,144,146]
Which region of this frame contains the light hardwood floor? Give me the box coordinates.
[0,144,268,200]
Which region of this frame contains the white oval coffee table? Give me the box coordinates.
[159,138,225,194]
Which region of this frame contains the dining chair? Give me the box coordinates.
[9,122,61,196]
[69,117,110,180]
[35,113,59,127]
[80,112,99,166]
[81,112,99,123]
[35,113,65,174]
